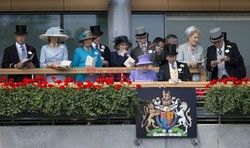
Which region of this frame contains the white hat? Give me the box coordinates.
[209,27,223,43]
[185,26,198,37]
[39,27,69,42]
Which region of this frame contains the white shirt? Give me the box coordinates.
[15,42,27,60]
[217,41,229,78]
[169,62,178,80]
[92,42,99,49]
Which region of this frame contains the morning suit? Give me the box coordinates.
[2,43,39,82]
[158,61,191,81]
[206,41,246,80]
[93,43,111,66]
[131,42,151,64]
[149,46,165,66]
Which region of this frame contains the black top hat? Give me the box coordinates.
[113,35,132,50]
[14,25,28,35]
[90,25,103,36]
[165,44,178,55]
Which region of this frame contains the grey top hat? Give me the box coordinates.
[135,26,148,36]
[209,27,223,43]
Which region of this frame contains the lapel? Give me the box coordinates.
[164,61,171,80]
[211,45,217,60]
[10,44,21,61]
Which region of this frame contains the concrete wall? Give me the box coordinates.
[0,125,249,148]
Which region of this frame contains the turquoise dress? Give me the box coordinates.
[72,46,102,82]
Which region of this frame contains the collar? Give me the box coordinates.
[168,61,177,68]
[217,41,225,51]
[16,42,26,48]
[92,42,98,48]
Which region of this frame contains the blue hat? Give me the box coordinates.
[78,30,95,43]
[136,54,153,66]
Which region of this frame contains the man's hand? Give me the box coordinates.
[155,46,163,54]
[210,60,219,68]
[220,56,230,62]
[102,59,109,66]
[15,62,23,69]
[26,62,35,69]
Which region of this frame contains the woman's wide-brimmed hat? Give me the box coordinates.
[39,27,69,42]
[165,44,178,56]
[209,27,223,43]
[78,30,96,43]
[136,54,153,66]
[113,35,132,50]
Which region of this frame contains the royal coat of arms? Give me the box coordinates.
[136,88,196,138]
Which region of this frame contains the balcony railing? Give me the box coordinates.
[0,67,249,125]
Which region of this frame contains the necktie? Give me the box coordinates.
[142,46,147,54]
[20,45,26,59]
[218,48,222,55]
[95,44,99,50]
[171,63,175,69]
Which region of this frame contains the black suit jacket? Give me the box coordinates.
[206,42,246,80]
[99,44,111,67]
[159,61,191,81]
[2,43,40,82]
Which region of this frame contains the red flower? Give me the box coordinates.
[51,75,56,80]
[122,74,127,80]
[120,79,124,83]
[105,77,114,85]
[209,79,217,86]
[59,85,65,90]
[94,84,102,89]
[136,84,142,89]
[86,81,94,88]
[48,84,54,88]
[242,77,248,84]
[96,78,105,84]
[0,76,6,82]
[126,79,132,85]
[55,80,62,84]
[114,84,121,90]
[221,78,228,84]
[35,75,42,81]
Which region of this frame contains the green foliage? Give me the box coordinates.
[0,84,140,117]
[204,86,250,115]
